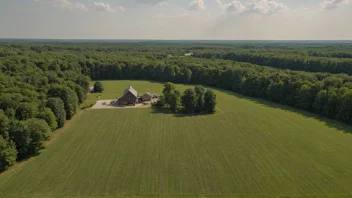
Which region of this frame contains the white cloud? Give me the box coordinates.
[217,0,288,14]
[188,0,206,10]
[53,0,88,11]
[247,0,288,14]
[226,1,246,13]
[34,0,125,12]
[321,0,349,9]
[156,1,168,6]
[117,6,125,12]
[92,2,122,13]
[135,0,166,5]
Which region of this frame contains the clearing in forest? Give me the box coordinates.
[1,80,352,198]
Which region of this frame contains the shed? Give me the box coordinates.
[89,86,94,93]
[141,92,152,101]
[118,86,138,105]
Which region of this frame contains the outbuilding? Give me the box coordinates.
[141,92,152,102]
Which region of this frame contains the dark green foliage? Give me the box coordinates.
[159,83,216,114]
[9,119,51,159]
[0,136,17,172]
[8,120,30,159]
[0,110,9,138]
[194,50,352,75]
[36,108,58,131]
[66,81,86,104]
[181,89,197,113]
[15,102,38,120]
[168,90,181,113]
[25,118,51,153]
[204,90,217,113]
[94,81,104,93]
[47,98,66,128]
[194,85,206,113]
[183,68,192,84]
[313,90,328,114]
[324,88,339,118]
[5,108,16,119]
[153,95,165,107]
[48,85,78,120]
[159,83,181,113]
[337,90,352,124]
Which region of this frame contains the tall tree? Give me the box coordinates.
[36,108,58,131]
[93,81,104,93]
[183,68,192,84]
[48,85,78,120]
[0,136,17,172]
[204,89,217,113]
[181,88,197,113]
[194,85,206,113]
[168,90,181,113]
[46,98,66,128]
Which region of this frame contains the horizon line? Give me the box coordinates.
[1,38,352,41]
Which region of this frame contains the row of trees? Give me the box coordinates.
[193,51,352,75]
[155,83,216,114]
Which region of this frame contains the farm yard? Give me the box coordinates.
[1,80,352,198]
[91,100,156,109]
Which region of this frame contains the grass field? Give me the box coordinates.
[1,80,352,198]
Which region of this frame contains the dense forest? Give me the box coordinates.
[193,49,352,75]
[1,41,352,171]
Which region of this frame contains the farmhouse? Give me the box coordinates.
[118,86,138,105]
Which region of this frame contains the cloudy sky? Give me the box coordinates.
[0,0,351,40]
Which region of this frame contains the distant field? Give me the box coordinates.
[1,80,352,198]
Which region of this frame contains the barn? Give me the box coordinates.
[141,92,152,102]
[118,86,138,105]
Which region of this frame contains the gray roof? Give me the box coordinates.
[123,86,137,97]
[143,92,152,96]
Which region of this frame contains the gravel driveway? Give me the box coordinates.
[91,100,154,109]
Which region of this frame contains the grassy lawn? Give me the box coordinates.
[1,80,352,198]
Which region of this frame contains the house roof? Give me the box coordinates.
[123,86,137,97]
[142,92,152,97]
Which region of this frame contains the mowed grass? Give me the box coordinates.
[1,80,352,198]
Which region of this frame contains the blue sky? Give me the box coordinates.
[0,0,351,39]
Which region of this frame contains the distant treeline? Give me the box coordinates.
[193,51,352,75]
[1,42,352,172]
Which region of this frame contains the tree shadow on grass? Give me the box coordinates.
[150,107,214,118]
[214,88,352,135]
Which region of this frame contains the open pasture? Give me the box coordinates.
[1,81,352,198]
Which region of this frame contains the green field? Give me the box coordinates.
[1,80,352,198]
